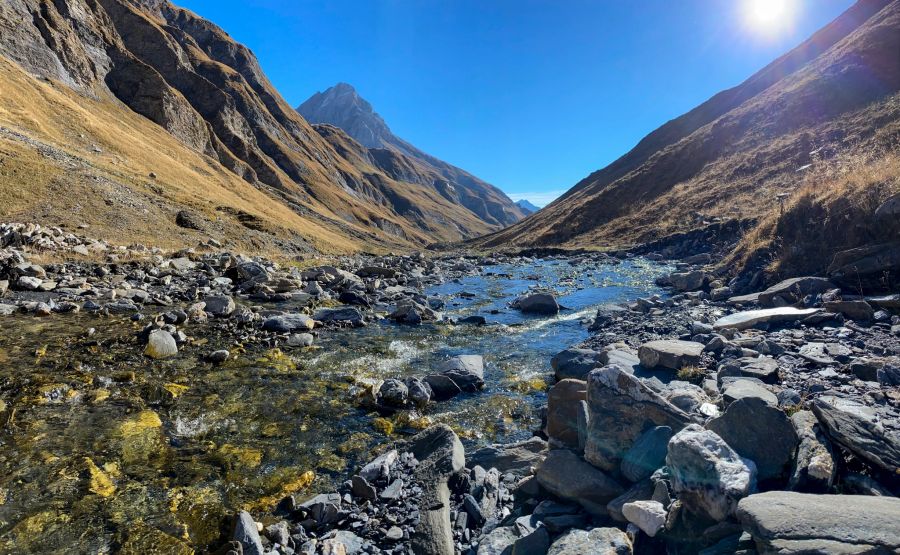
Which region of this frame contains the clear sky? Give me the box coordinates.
[176,0,854,206]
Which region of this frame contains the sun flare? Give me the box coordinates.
[744,0,796,34]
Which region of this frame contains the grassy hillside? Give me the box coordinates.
[473,0,900,255]
[0,57,360,255]
[724,143,900,290]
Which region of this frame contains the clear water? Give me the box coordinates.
[0,257,668,553]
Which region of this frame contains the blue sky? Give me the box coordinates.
[177,0,854,206]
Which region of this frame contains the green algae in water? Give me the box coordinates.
[0,258,670,552]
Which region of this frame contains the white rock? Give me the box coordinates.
[713,307,820,330]
[622,500,666,537]
[145,330,178,359]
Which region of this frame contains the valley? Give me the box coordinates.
[0,0,898,554]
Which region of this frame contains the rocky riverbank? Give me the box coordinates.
[2,222,899,554]
[225,264,900,554]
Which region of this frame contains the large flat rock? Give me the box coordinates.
[713,307,820,331]
[637,340,703,370]
[736,492,900,553]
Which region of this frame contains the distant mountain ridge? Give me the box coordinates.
[473,0,900,249]
[515,199,540,215]
[298,83,525,228]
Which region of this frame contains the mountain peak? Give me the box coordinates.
[297,83,526,226]
[298,83,388,148]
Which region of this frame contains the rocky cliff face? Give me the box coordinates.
[474,0,900,249]
[299,83,526,228]
[0,0,515,250]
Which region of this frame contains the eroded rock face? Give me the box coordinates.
[736,492,900,554]
[666,425,756,521]
[584,365,692,472]
[811,395,900,475]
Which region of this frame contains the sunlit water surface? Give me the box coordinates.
[0,257,669,552]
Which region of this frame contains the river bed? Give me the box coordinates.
[0,257,669,553]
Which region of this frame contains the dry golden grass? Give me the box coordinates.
[723,143,900,280]
[0,57,366,255]
[0,52,503,256]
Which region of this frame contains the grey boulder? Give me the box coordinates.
[546,379,587,448]
[757,277,834,307]
[638,340,703,370]
[666,424,757,521]
[232,511,264,555]
[620,426,673,483]
[262,313,314,332]
[736,492,900,554]
[513,292,560,315]
[313,307,364,326]
[204,295,235,317]
[438,354,485,392]
[707,397,799,484]
[536,449,624,515]
[584,365,691,472]
[551,348,604,381]
[811,395,900,475]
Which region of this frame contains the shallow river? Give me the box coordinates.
[0,257,668,553]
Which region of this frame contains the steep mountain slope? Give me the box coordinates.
[298,83,525,227]
[0,0,509,253]
[474,0,900,249]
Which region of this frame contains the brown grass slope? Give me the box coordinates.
[474,0,900,250]
[0,0,508,253]
[724,145,900,291]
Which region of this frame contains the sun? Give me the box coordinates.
[743,0,797,34]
